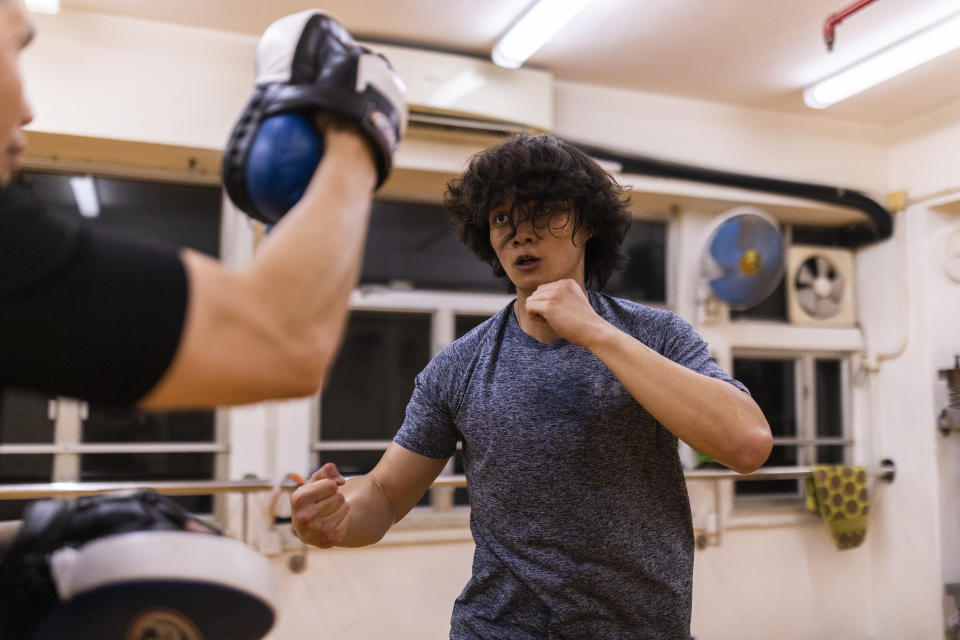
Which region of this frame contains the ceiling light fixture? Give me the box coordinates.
[24,0,60,14]
[805,10,960,109]
[492,0,594,69]
[69,176,100,218]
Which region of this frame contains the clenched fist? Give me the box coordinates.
[290,462,350,548]
[525,279,609,348]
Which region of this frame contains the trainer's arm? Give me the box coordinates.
[292,443,448,548]
[140,125,375,409]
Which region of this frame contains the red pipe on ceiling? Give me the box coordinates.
[823,0,880,51]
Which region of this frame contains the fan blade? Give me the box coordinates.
[797,287,819,314]
[709,219,743,269]
[738,216,783,275]
[815,295,841,319]
[828,272,845,303]
[709,274,756,308]
[796,262,816,287]
[816,256,831,278]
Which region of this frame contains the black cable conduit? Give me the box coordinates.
[573,142,893,248]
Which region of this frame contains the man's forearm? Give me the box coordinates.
[588,325,772,474]
[336,475,398,548]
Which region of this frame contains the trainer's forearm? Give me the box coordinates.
[336,475,398,547]
[245,131,376,381]
[139,134,376,409]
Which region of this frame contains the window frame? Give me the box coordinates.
[311,288,511,516]
[731,348,853,506]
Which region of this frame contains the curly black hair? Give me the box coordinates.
[443,134,632,291]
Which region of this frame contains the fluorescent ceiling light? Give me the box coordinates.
[805,10,960,109]
[492,0,593,69]
[427,69,485,108]
[69,176,100,218]
[24,0,59,14]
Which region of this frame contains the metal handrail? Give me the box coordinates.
[0,479,274,500]
[0,463,896,500]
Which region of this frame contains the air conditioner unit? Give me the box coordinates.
[363,43,554,135]
[786,245,857,327]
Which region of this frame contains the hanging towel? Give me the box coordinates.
[805,465,869,550]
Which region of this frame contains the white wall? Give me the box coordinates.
[554,81,891,196]
[889,102,960,635]
[23,11,256,150]
[18,8,960,639]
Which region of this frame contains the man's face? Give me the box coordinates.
[488,201,591,295]
[0,0,33,186]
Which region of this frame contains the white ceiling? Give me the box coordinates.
[61,0,960,126]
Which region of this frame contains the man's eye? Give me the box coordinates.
[493,214,508,224]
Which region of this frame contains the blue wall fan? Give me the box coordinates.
[700,207,785,310]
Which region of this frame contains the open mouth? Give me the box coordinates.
[515,255,540,267]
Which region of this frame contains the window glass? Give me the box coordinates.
[0,389,55,444]
[0,454,54,520]
[455,314,489,340]
[320,311,432,474]
[21,171,221,258]
[361,200,501,292]
[733,357,798,496]
[82,405,214,443]
[815,359,843,438]
[604,220,667,303]
[732,355,849,501]
[735,358,797,438]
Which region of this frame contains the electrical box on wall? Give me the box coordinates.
[786,245,856,327]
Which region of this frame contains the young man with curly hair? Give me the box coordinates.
[291,135,772,639]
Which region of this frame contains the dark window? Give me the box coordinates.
[0,390,56,519]
[0,454,53,520]
[455,314,489,341]
[732,355,848,500]
[604,220,667,303]
[82,405,214,443]
[815,359,844,463]
[319,311,432,475]
[0,388,55,444]
[733,358,798,495]
[21,171,221,258]
[361,200,501,292]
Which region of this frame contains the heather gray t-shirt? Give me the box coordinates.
[394,292,747,639]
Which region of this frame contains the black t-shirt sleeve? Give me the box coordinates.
[0,183,188,405]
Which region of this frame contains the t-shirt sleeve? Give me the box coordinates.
[393,348,462,460]
[0,183,188,405]
[660,311,749,395]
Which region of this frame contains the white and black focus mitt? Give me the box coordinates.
[223,10,408,225]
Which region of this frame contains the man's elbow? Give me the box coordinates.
[730,424,773,475]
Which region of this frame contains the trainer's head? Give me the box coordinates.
[444,134,633,292]
[0,0,34,186]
